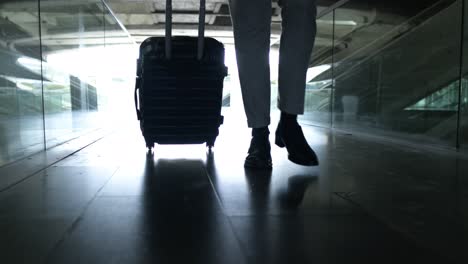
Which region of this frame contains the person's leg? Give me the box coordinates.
[277,0,317,114]
[275,0,319,166]
[229,0,272,128]
[229,0,273,169]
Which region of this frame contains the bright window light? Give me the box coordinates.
[318,19,357,26]
[17,57,42,74]
[306,64,331,82]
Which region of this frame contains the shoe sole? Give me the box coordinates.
[288,154,319,166]
[276,136,319,166]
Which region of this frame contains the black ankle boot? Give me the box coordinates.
[275,114,319,166]
[245,127,272,169]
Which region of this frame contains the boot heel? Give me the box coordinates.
[275,135,285,148]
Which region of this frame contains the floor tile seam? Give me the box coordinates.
[202,165,227,214]
[41,165,122,264]
[202,165,357,263]
[223,211,362,218]
[225,215,264,264]
[328,126,468,159]
[210,193,362,218]
[203,165,251,264]
[0,216,77,222]
[0,136,107,194]
[0,128,110,170]
[334,192,457,263]
[224,210,357,218]
[221,213,252,264]
[97,195,145,198]
[44,128,110,153]
[225,213,457,264]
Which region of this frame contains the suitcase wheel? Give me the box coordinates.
[146,148,154,158]
[145,140,154,151]
[206,141,215,153]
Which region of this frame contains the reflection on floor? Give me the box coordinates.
[0,111,106,167]
[0,109,466,264]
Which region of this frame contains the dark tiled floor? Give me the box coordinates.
[0,109,466,264]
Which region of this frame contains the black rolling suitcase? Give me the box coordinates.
[134,0,228,152]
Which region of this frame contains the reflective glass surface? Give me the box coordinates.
[461,0,468,151]
[0,0,136,167]
[40,0,106,147]
[300,11,334,127]
[330,0,462,146]
[3,0,468,167]
[461,78,468,150]
[0,0,44,166]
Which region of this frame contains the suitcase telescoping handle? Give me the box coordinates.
[165,0,206,60]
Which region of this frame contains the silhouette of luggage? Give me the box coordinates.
[134,0,228,152]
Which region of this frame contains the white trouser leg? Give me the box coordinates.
[229,0,272,128]
[277,0,317,115]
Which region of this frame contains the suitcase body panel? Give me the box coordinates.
[135,36,227,147]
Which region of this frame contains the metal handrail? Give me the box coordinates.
[317,0,351,19]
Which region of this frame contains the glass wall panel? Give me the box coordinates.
[333,0,462,147]
[0,0,44,167]
[461,0,468,151]
[299,11,334,127]
[40,0,106,147]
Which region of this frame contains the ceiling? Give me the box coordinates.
[106,0,341,45]
[1,0,441,63]
[0,0,372,55]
